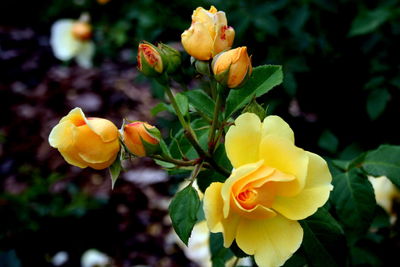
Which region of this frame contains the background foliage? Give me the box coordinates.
[1,0,400,266]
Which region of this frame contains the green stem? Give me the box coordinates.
[208,85,222,153]
[189,161,204,186]
[152,154,199,167]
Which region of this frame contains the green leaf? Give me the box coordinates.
[300,208,346,267]
[318,130,339,153]
[331,168,376,243]
[366,89,390,120]
[210,233,234,267]
[151,102,174,116]
[184,89,215,118]
[242,98,266,120]
[109,150,122,189]
[169,186,200,245]
[349,7,391,37]
[362,145,400,188]
[175,93,189,116]
[225,65,283,118]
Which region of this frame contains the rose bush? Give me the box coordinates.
[204,113,333,266]
[48,107,120,170]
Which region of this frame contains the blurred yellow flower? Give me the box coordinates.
[203,113,333,267]
[212,46,252,88]
[369,175,400,223]
[48,107,120,170]
[50,18,95,68]
[123,121,160,157]
[97,0,111,5]
[181,6,235,60]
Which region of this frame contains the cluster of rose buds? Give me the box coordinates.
[138,6,252,89]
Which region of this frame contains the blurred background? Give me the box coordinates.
[1,0,399,266]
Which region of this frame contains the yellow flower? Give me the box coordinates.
[48,108,120,170]
[369,175,400,223]
[181,6,235,61]
[212,47,252,88]
[203,113,333,267]
[50,18,95,68]
[123,121,160,157]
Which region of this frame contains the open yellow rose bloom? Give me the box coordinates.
[204,113,333,267]
[48,107,120,170]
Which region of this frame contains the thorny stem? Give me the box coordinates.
[152,154,199,167]
[189,161,204,186]
[208,83,223,153]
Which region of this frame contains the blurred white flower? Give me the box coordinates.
[50,15,95,68]
[52,251,69,266]
[81,249,110,267]
[369,175,400,223]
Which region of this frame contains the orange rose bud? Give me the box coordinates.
[71,21,92,41]
[212,46,252,88]
[123,122,161,157]
[137,42,165,77]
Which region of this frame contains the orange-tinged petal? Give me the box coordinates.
[226,48,249,87]
[236,215,303,267]
[259,135,309,196]
[86,117,119,142]
[74,124,119,164]
[181,22,214,60]
[225,113,262,168]
[272,151,333,220]
[58,147,88,169]
[222,160,264,217]
[87,151,118,170]
[60,107,86,126]
[262,115,294,143]
[204,182,240,247]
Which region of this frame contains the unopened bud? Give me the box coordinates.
[123,121,161,157]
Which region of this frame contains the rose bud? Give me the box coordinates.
[48,108,120,170]
[137,41,165,77]
[71,21,92,41]
[123,122,161,157]
[181,6,235,61]
[212,46,252,88]
[157,43,181,74]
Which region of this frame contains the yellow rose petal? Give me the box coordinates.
[86,118,119,142]
[235,215,303,267]
[74,124,119,163]
[225,113,263,168]
[262,115,294,143]
[204,182,240,247]
[181,22,214,60]
[259,135,309,196]
[58,147,88,168]
[48,121,75,149]
[272,152,333,220]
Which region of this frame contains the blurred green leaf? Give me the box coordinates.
[210,233,234,267]
[349,7,391,37]
[169,185,200,245]
[225,65,283,118]
[362,145,400,188]
[151,102,174,116]
[366,89,390,120]
[318,130,339,153]
[184,89,215,118]
[300,208,345,267]
[175,93,189,116]
[331,168,376,243]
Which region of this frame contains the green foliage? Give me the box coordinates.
[366,89,390,120]
[109,150,122,189]
[184,89,216,119]
[225,65,283,118]
[300,208,346,267]
[168,185,201,245]
[349,7,391,37]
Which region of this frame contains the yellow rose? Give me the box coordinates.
[123,121,160,157]
[203,113,333,267]
[181,6,235,60]
[212,47,252,88]
[71,21,92,41]
[48,107,120,170]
